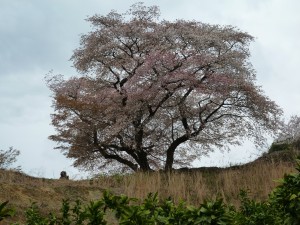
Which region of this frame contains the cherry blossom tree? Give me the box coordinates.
[275,115,300,144]
[0,147,20,170]
[47,3,282,173]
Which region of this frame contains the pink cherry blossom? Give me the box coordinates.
[47,3,282,173]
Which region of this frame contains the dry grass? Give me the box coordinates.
[0,149,299,224]
[118,159,296,206]
[84,150,298,207]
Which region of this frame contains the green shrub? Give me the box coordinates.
[269,142,292,153]
[0,201,15,221]
[102,191,233,225]
[23,199,107,225]
[233,190,281,225]
[293,139,300,150]
[269,157,300,225]
[24,202,49,225]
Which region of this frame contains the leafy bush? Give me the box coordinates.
[234,156,300,225]
[233,190,281,225]
[268,142,292,153]
[268,139,300,153]
[293,139,300,150]
[269,158,300,225]
[23,199,107,225]
[0,201,15,221]
[102,191,233,225]
[25,202,50,225]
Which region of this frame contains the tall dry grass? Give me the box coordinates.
[83,149,298,207]
[0,150,298,209]
[116,160,296,207]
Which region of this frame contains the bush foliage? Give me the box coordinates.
[269,142,292,153]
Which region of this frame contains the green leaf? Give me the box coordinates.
[200,207,207,213]
[290,194,297,200]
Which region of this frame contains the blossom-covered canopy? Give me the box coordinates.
[47,3,282,172]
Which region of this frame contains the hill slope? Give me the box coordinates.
[1,149,299,224]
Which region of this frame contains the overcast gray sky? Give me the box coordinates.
[1,0,299,178]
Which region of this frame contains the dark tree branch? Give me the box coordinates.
[92,130,138,171]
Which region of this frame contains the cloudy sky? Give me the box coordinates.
[0,0,299,178]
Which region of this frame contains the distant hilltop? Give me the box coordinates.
[274,132,300,145]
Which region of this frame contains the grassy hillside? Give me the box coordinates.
[1,149,299,224]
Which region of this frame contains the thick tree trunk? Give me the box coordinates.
[133,115,152,171]
[137,151,151,171]
[164,135,188,171]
